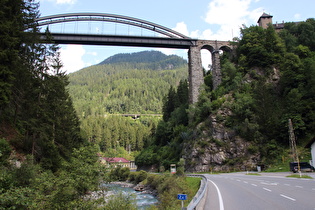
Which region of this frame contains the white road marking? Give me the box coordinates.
[251,184,257,187]
[243,181,248,184]
[208,179,225,210]
[263,188,272,192]
[280,194,296,201]
[295,185,303,188]
[261,182,278,185]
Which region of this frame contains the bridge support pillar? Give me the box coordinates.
[212,50,222,90]
[188,46,203,104]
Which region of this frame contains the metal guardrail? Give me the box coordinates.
[186,174,208,210]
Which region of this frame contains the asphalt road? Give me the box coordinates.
[200,172,315,210]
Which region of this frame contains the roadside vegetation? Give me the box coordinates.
[108,166,201,210]
[286,174,313,179]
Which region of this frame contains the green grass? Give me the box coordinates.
[286,174,313,179]
[184,177,202,207]
[246,173,261,176]
[186,177,201,193]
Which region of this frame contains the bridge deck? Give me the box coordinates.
[40,33,198,49]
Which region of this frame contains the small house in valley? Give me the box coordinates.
[99,156,136,169]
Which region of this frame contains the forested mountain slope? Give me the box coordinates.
[68,51,188,118]
[98,50,187,70]
[67,51,188,157]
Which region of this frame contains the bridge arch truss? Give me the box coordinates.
[36,13,190,39]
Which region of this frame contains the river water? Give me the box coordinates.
[105,184,158,209]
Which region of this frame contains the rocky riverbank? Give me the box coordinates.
[84,181,158,202]
[111,181,158,197]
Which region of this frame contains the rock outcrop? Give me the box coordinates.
[183,96,260,172]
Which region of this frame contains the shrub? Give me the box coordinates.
[135,170,148,183]
[128,172,136,182]
[103,192,137,210]
[0,138,11,165]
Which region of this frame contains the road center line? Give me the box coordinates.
[208,179,225,210]
[251,184,257,187]
[280,194,296,201]
[295,185,303,188]
[263,187,272,192]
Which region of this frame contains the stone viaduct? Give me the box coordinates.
[188,40,233,103]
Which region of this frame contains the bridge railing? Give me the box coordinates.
[186,174,208,210]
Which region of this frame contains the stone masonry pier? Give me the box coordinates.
[188,40,233,104]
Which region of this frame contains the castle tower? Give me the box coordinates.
[257,12,273,29]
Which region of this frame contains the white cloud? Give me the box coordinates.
[56,0,77,4]
[294,13,301,20]
[204,0,264,40]
[173,22,190,36]
[44,0,77,5]
[60,45,86,74]
[169,0,264,68]
[87,51,98,56]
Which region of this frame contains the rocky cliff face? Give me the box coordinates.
[183,96,260,172]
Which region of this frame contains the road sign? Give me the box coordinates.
[177,194,187,200]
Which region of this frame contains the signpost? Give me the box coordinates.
[177,194,187,209]
[170,164,176,174]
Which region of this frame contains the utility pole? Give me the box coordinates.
[288,119,301,176]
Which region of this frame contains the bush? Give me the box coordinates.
[128,172,136,182]
[135,170,148,183]
[103,192,137,210]
[120,167,130,181]
[0,138,11,165]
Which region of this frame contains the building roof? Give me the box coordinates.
[103,157,130,163]
[257,12,273,23]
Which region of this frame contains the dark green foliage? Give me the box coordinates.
[135,170,148,183]
[135,146,158,166]
[0,138,11,165]
[102,192,137,210]
[81,115,157,153]
[0,1,109,208]
[109,166,130,181]
[238,25,285,69]
[0,145,107,209]
[136,80,189,169]
[0,0,84,172]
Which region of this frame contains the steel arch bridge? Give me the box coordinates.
[36,13,197,49]
[35,13,233,103]
[36,13,190,39]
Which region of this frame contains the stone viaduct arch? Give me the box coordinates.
[35,13,234,104]
[188,40,233,103]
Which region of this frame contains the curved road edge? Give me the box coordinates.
[186,174,208,210]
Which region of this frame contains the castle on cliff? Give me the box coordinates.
[257,12,301,31]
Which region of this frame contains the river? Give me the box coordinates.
[104,183,158,209]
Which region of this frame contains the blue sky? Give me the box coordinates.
[39,0,315,73]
